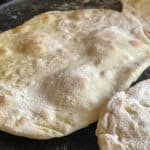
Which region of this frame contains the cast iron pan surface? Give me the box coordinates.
[0,0,149,150]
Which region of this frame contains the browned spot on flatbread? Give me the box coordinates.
[23,38,39,52]
[0,49,6,56]
[69,10,87,19]
[0,96,8,106]
[16,117,27,127]
[21,34,44,55]
[41,13,49,23]
[129,40,142,48]
[144,30,150,39]
[13,24,30,33]
[87,47,97,56]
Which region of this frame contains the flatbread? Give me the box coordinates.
[0,9,149,139]
[96,79,150,150]
[121,0,150,38]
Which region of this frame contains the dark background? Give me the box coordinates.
[0,0,149,150]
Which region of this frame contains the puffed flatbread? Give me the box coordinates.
[0,9,149,139]
[96,79,150,150]
[121,0,150,38]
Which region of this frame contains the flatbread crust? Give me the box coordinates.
[121,0,150,38]
[96,79,150,150]
[0,9,149,139]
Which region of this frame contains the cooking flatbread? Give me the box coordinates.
[121,0,150,38]
[96,79,150,150]
[0,9,149,139]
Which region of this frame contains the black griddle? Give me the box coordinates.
[0,0,149,150]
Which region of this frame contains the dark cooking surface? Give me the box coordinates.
[0,0,149,150]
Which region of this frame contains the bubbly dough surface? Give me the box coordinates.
[96,79,150,150]
[0,9,149,139]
